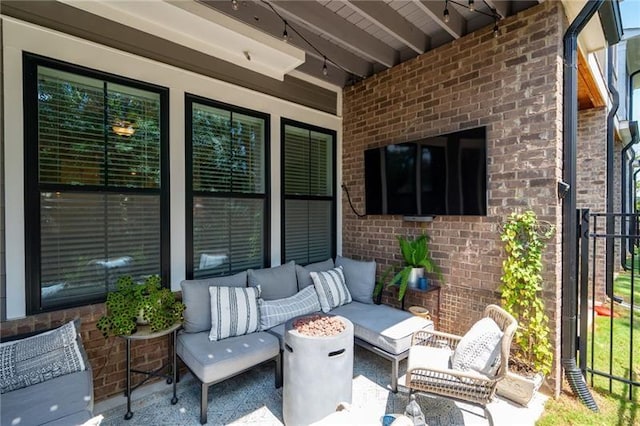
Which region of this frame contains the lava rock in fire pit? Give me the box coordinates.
[292,314,346,337]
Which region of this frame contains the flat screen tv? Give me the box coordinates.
[364,127,487,216]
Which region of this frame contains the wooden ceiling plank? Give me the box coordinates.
[270,0,399,68]
[484,0,510,18]
[346,0,429,54]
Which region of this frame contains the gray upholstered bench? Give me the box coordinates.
[176,331,280,424]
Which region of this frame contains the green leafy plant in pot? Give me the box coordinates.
[497,211,554,405]
[374,234,443,301]
[96,275,185,337]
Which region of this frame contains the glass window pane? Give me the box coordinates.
[232,113,265,193]
[284,199,332,264]
[193,197,264,278]
[107,84,161,188]
[40,192,161,308]
[192,104,232,192]
[284,125,310,196]
[38,66,105,186]
[309,131,333,196]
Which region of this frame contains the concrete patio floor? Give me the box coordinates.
[95,346,547,425]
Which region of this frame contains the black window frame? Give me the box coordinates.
[280,118,337,265]
[185,93,270,279]
[23,52,171,314]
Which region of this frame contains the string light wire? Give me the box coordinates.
[257,0,364,82]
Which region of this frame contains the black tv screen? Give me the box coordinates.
[364,127,487,216]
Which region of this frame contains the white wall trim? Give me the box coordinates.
[2,16,341,319]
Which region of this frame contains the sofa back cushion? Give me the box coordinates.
[295,258,335,290]
[181,271,247,333]
[0,320,86,394]
[248,261,297,300]
[258,286,321,329]
[311,266,352,313]
[336,255,376,304]
[209,286,261,341]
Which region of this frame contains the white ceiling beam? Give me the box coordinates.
[484,0,510,18]
[346,0,429,54]
[413,0,465,39]
[202,0,372,78]
[270,0,399,68]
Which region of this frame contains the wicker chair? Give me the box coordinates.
[405,304,517,425]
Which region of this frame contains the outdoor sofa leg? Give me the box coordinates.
[275,352,283,388]
[200,381,209,424]
[391,359,399,393]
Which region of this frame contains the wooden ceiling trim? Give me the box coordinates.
[577,48,606,110]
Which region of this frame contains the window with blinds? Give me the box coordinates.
[187,96,268,278]
[23,54,168,313]
[282,121,336,265]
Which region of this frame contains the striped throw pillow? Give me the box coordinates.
[208,286,260,341]
[258,286,321,329]
[310,266,352,313]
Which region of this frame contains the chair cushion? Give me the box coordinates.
[331,302,432,355]
[177,331,280,384]
[181,271,247,333]
[248,261,297,300]
[336,255,376,304]
[209,286,260,341]
[311,266,352,313]
[407,345,453,373]
[259,286,321,329]
[0,370,93,426]
[451,317,503,376]
[0,321,86,394]
[295,258,335,290]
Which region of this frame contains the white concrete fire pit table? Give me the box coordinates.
[282,314,354,426]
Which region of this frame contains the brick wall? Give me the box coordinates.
[576,107,608,304]
[342,1,565,394]
[0,303,173,401]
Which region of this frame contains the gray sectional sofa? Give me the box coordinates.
[0,321,94,426]
[178,256,433,424]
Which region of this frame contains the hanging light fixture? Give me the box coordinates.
[282,21,289,42]
[468,0,475,12]
[231,0,239,11]
[443,0,450,23]
[322,57,328,77]
[112,120,135,137]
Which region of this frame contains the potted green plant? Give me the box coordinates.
[496,211,554,406]
[374,234,442,301]
[96,275,185,337]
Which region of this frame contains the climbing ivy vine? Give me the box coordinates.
[500,211,554,376]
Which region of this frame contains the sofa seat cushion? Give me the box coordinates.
[331,302,433,355]
[0,370,93,426]
[177,331,280,384]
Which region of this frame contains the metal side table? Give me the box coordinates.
[120,322,182,420]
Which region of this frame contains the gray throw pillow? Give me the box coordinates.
[248,261,297,300]
[258,286,321,329]
[451,317,504,376]
[336,255,376,304]
[295,258,335,290]
[181,271,247,333]
[0,321,86,394]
